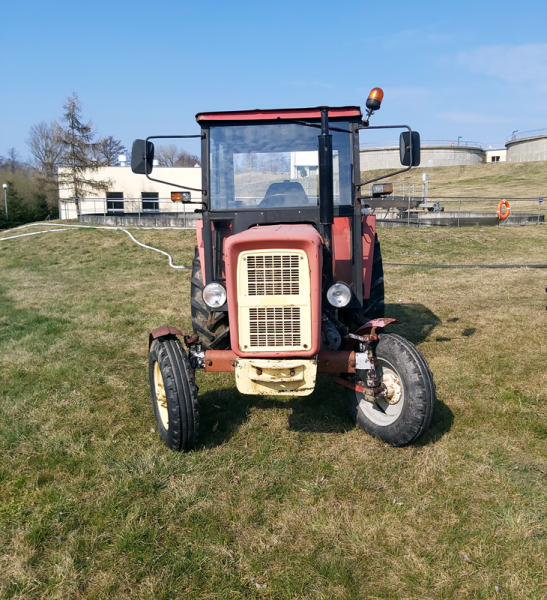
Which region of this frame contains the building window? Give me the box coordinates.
[491,156,500,162]
[107,192,124,213]
[142,192,159,211]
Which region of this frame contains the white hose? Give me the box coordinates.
[0,222,191,270]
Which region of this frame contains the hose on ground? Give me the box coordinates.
[0,222,191,269]
[2,223,546,270]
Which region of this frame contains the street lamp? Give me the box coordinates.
[457,136,462,146]
[2,183,7,223]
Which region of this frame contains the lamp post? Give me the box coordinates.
[2,183,7,222]
[457,136,462,146]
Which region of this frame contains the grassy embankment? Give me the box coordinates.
[361,160,547,214]
[0,224,546,598]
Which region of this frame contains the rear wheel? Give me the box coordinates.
[149,335,199,451]
[191,248,230,350]
[348,333,435,446]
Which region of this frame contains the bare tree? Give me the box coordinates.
[27,121,63,176]
[57,93,110,217]
[27,121,64,206]
[0,148,23,172]
[174,149,200,167]
[155,144,200,167]
[155,144,179,167]
[94,135,127,166]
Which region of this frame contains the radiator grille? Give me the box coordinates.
[249,307,301,347]
[237,249,311,352]
[246,254,300,296]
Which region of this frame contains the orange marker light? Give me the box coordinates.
[368,87,384,102]
[171,192,182,202]
[365,87,384,113]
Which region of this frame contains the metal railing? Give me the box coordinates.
[369,195,545,227]
[59,197,203,225]
[505,128,547,142]
[359,139,484,149]
[58,195,545,229]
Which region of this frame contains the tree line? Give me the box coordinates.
[1,93,200,229]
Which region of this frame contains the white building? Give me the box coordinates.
[485,147,507,163]
[58,163,202,220]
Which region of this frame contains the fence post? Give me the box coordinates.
[407,192,410,227]
[458,197,461,228]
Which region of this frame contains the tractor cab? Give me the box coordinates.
[132,92,435,452]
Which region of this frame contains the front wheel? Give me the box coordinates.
[149,335,199,451]
[348,333,435,446]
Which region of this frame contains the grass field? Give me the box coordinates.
[1,223,547,599]
[361,159,547,198]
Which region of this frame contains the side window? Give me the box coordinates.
[107,192,124,213]
[142,192,159,211]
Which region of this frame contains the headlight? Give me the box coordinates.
[326,282,351,308]
[203,282,227,308]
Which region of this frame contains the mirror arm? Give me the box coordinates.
[144,134,207,201]
[358,164,412,189]
[357,124,415,188]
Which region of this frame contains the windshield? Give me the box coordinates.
[209,122,352,210]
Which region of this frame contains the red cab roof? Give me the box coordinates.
[195,106,362,123]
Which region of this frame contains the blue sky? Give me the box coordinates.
[1,0,546,158]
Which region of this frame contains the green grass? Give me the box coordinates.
[1,224,547,598]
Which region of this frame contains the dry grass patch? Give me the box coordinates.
[362,159,547,198]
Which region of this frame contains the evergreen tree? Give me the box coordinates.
[57,93,110,217]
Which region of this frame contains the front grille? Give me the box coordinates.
[249,307,301,347]
[246,254,300,296]
[237,249,311,352]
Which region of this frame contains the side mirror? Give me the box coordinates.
[399,131,421,167]
[131,139,155,174]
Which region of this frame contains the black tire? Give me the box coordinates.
[362,233,385,319]
[341,233,385,329]
[191,248,230,350]
[348,333,435,446]
[149,335,199,451]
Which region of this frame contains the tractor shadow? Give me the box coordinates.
[197,303,453,448]
[384,302,441,345]
[196,375,353,449]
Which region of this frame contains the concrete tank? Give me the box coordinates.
[506,134,547,163]
[360,142,485,170]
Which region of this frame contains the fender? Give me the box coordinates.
[343,317,398,350]
[149,325,183,348]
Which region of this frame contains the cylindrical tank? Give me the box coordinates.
[360,141,485,170]
[506,133,547,163]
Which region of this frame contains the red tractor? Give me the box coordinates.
[131,89,434,451]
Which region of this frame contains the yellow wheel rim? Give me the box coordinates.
[153,361,169,429]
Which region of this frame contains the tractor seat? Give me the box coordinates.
[260,180,309,208]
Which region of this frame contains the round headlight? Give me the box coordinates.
[203,282,227,309]
[327,282,351,308]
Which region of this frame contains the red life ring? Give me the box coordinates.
[450,142,455,147]
[497,199,511,220]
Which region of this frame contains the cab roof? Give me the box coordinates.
[195,106,362,123]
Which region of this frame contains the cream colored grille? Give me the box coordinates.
[237,249,311,352]
[246,254,300,296]
[249,307,301,347]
